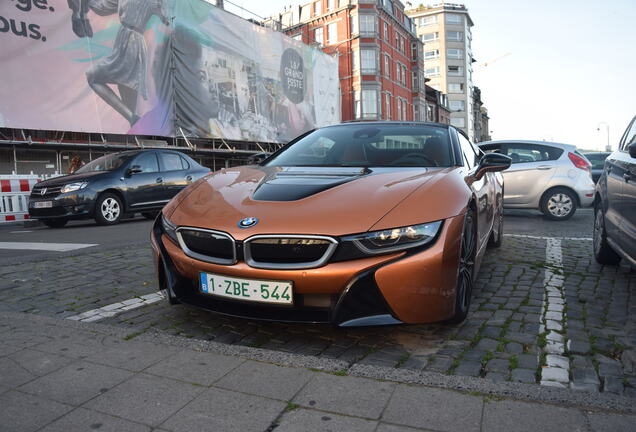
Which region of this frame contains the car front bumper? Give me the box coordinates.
[28,190,96,220]
[150,213,464,326]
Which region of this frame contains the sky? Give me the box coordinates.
[222,0,636,151]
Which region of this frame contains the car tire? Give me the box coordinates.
[593,203,621,265]
[42,218,68,228]
[449,209,476,324]
[95,192,123,225]
[540,187,577,221]
[141,211,159,220]
[488,195,504,248]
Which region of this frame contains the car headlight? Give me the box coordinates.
[161,213,179,245]
[342,221,443,255]
[60,182,88,193]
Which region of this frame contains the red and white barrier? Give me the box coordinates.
[0,175,40,223]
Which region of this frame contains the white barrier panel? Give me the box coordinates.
[0,175,40,223]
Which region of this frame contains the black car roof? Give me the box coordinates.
[325,121,451,130]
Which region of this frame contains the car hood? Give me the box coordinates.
[37,171,110,187]
[169,165,450,239]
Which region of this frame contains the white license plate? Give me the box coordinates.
[33,201,52,208]
[199,272,293,305]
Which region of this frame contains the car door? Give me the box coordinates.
[124,152,165,209]
[457,132,492,249]
[158,151,194,200]
[499,143,559,206]
[614,117,636,258]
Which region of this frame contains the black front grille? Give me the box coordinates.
[31,185,62,198]
[178,229,235,263]
[246,237,335,267]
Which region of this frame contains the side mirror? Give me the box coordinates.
[629,142,636,159]
[475,153,511,180]
[127,165,143,175]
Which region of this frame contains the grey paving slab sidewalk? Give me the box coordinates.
[1,312,636,432]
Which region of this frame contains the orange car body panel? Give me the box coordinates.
[167,166,457,240]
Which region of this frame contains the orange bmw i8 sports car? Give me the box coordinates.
[151,122,511,326]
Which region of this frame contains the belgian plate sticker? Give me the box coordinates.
[200,273,209,293]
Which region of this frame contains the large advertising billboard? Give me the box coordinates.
[0,0,340,142]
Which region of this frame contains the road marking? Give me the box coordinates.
[0,242,98,252]
[66,292,164,322]
[505,234,592,241]
[9,230,32,233]
[539,238,570,388]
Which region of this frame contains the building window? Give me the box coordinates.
[448,65,464,76]
[450,117,465,128]
[395,62,401,83]
[383,22,389,41]
[447,48,464,59]
[359,15,376,37]
[424,49,439,60]
[445,13,463,25]
[425,66,440,77]
[384,55,390,77]
[421,32,438,42]
[412,71,418,90]
[411,42,419,61]
[448,83,464,93]
[314,27,324,45]
[328,0,335,11]
[401,65,407,85]
[355,89,378,119]
[314,1,322,16]
[361,49,377,74]
[447,31,463,41]
[385,93,391,120]
[417,15,437,26]
[449,100,465,112]
[327,22,337,44]
[397,98,402,120]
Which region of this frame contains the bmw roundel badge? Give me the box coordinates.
[238,217,259,229]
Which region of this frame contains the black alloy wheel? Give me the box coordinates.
[42,218,68,228]
[449,210,476,323]
[593,203,620,265]
[488,194,504,248]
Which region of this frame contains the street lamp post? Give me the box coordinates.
[597,122,610,152]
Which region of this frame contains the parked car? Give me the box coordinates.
[29,149,210,227]
[583,151,611,183]
[152,122,511,326]
[478,140,595,220]
[593,116,636,268]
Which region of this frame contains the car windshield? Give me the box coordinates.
[265,124,453,168]
[75,153,132,173]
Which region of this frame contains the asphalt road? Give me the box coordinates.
[0,215,154,263]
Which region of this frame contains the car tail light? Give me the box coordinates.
[568,152,591,173]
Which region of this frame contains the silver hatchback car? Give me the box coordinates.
[478,140,595,220]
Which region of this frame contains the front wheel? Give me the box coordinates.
[540,187,577,221]
[449,210,476,324]
[593,204,620,265]
[95,193,123,225]
[42,218,68,228]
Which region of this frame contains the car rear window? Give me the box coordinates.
[265,124,453,168]
[505,144,563,163]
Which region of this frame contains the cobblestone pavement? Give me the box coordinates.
[1,210,634,398]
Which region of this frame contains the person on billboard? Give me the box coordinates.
[67,0,169,126]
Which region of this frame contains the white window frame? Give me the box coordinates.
[361,89,378,119]
[448,65,464,76]
[418,15,437,26]
[448,83,463,93]
[314,0,322,16]
[445,13,463,25]
[425,66,440,77]
[327,22,337,44]
[421,32,438,42]
[385,92,391,120]
[447,31,463,41]
[424,49,439,60]
[359,14,376,37]
[447,48,464,59]
[449,100,465,112]
[328,0,335,11]
[360,49,377,74]
[450,117,465,128]
[314,27,324,45]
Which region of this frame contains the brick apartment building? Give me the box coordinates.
[266,0,448,124]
